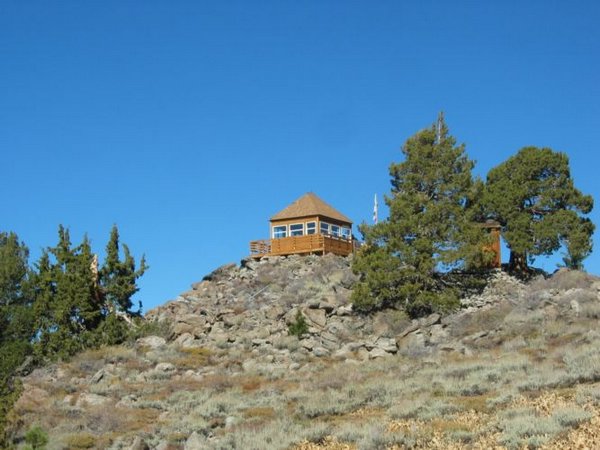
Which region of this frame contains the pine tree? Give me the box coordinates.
[484,147,594,272]
[352,114,486,316]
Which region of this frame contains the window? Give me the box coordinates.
[290,223,304,236]
[320,222,330,235]
[331,225,340,237]
[341,227,351,240]
[272,225,287,239]
[306,222,316,235]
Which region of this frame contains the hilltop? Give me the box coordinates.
[9,254,600,449]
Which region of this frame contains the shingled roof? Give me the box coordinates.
[270,192,352,223]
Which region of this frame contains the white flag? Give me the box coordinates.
[373,194,378,224]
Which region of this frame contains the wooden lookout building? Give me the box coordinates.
[481,219,502,269]
[250,193,355,258]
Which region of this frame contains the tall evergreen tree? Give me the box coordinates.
[0,232,33,446]
[0,232,33,343]
[483,147,594,272]
[100,225,147,315]
[352,114,487,316]
[32,226,100,358]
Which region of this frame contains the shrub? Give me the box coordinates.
[24,425,48,449]
[65,433,96,449]
[288,311,308,337]
[551,407,592,427]
[576,384,600,406]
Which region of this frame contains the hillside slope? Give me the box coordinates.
[9,255,600,449]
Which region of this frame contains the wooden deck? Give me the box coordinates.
[250,234,354,258]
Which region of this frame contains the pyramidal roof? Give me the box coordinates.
[270,192,352,224]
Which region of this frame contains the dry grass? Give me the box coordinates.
[11,272,600,449]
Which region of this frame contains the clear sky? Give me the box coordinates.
[2,1,599,311]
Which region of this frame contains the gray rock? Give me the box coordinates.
[76,393,110,407]
[136,335,167,349]
[312,347,330,357]
[345,342,365,352]
[356,347,370,361]
[155,362,176,373]
[301,339,316,351]
[303,308,327,328]
[318,299,336,312]
[369,347,390,359]
[306,298,321,309]
[90,368,105,384]
[397,322,420,338]
[375,337,398,353]
[336,304,353,316]
[428,324,449,344]
[396,330,427,355]
[570,299,581,316]
[222,314,242,328]
[419,313,441,328]
[265,305,285,320]
[332,347,354,359]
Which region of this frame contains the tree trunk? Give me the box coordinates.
[509,250,528,274]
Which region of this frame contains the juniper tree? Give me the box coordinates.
[100,225,147,315]
[483,147,594,272]
[93,225,147,343]
[0,232,33,447]
[0,231,33,343]
[0,231,34,372]
[352,114,488,317]
[32,226,101,358]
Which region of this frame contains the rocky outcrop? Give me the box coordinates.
[146,256,600,371]
[147,254,394,364]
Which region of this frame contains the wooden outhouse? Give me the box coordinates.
[250,192,354,258]
[481,219,502,268]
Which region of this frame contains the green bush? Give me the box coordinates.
[288,311,308,337]
[25,425,48,449]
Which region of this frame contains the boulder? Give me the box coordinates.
[419,313,441,328]
[428,324,449,345]
[369,347,389,359]
[397,322,420,338]
[76,393,110,407]
[396,329,427,355]
[312,347,330,357]
[336,304,353,316]
[375,337,398,354]
[155,362,176,373]
[303,308,327,328]
[136,336,166,350]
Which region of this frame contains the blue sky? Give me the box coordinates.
[2,1,599,311]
